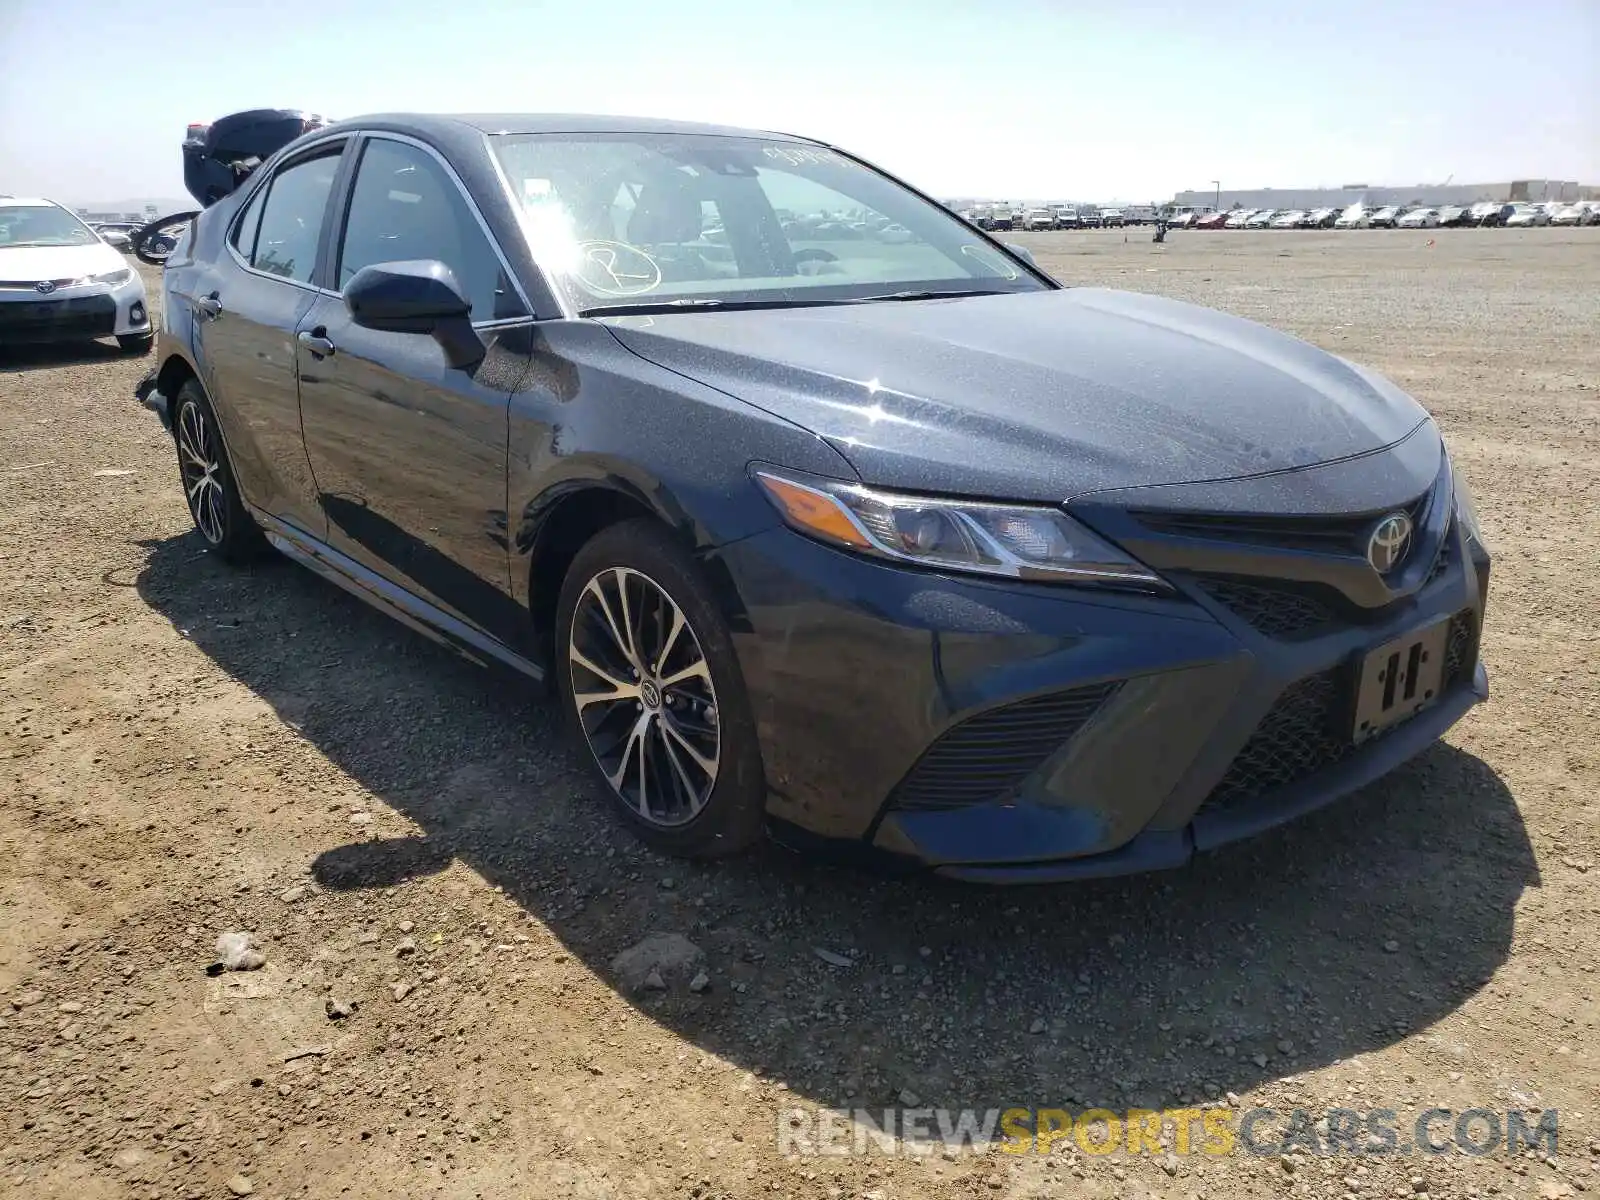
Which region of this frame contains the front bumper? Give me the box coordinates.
[134,368,171,430]
[707,516,1490,883]
[0,274,149,344]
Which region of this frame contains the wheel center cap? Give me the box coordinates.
[640,679,662,709]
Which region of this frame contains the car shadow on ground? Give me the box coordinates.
[136,530,1537,1114]
[0,340,139,374]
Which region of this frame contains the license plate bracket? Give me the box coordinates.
[1352,618,1451,744]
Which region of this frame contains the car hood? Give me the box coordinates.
[605,288,1431,503]
[0,241,123,281]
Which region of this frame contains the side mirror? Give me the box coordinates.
[344,259,483,369]
[1002,242,1038,268]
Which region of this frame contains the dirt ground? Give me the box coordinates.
[2,229,1597,1200]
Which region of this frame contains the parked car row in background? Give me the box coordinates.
[1182,199,1599,230]
[957,202,1159,231]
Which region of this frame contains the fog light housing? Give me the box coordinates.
[129,301,147,325]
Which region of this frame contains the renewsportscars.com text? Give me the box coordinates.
[777,1105,1560,1159]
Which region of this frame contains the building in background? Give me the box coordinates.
[1172,180,1586,210]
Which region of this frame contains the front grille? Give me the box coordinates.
[0,294,117,343]
[1196,576,1340,639]
[888,683,1119,813]
[1133,493,1430,556]
[0,277,79,291]
[1423,521,1455,588]
[1199,606,1477,817]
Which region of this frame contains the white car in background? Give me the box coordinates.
[1398,207,1440,229]
[0,197,152,353]
[1245,209,1277,229]
[1020,207,1057,231]
[1270,209,1306,229]
[1549,204,1587,226]
[1504,203,1550,227]
[1334,204,1370,229]
[1225,209,1257,228]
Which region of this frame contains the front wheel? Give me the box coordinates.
[556,519,766,858]
[172,380,266,563]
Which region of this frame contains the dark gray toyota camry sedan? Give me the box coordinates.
[135,113,1490,882]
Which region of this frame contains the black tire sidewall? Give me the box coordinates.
[554,519,765,858]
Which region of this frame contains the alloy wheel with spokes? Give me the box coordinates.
[177,399,226,546]
[568,566,720,827]
[170,381,264,564]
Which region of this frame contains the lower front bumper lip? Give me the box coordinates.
[926,661,1487,884]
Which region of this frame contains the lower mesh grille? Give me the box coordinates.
[1197,577,1339,639]
[888,683,1119,813]
[1199,608,1477,817]
[1443,609,1477,687]
[1202,670,1350,814]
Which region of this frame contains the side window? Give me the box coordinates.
[252,149,341,284]
[337,138,523,322]
[230,187,264,260]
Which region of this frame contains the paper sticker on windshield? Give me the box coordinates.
[574,241,662,297]
[761,146,848,169]
[960,244,1020,280]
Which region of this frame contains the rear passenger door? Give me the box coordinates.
[195,140,347,537]
[296,134,532,642]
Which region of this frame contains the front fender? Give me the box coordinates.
[505,320,855,617]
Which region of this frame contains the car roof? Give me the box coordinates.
[318,112,815,144]
[0,197,60,208]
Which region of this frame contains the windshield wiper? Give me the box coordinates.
[581,296,865,317]
[852,288,1013,303]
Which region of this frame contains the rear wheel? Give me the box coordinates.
[556,519,765,858]
[172,380,265,563]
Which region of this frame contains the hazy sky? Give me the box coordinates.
[3,0,1595,205]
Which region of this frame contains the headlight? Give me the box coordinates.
[753,467,1167,590]
[1451,456,1484,547]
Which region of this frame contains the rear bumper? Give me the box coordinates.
[708,515,1491,883]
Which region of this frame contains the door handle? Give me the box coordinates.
[195,294,222,318]
[297,331,336,358]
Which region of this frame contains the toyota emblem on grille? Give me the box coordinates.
[34,280,57,294]
[1366,512,1413,573]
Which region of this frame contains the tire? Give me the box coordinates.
[117,334,153,355]
[171,379,266,564]
[555,518,765,858]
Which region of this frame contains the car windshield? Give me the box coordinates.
[0,203,98,248]
[489,132,1048,314]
